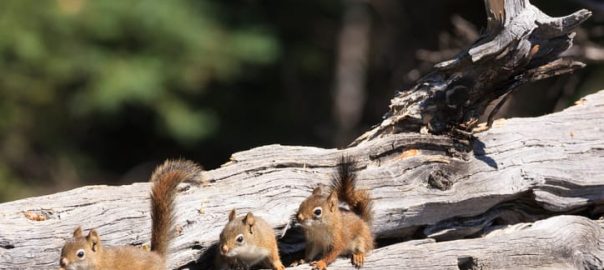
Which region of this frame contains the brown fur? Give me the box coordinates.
[332,156,373,224]
[215,209,285,270]
[295,156,374,270]
[59,159,202,270]
[60,228,164,270]
[150,159,202,257]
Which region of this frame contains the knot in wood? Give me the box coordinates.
[427,169,453,191]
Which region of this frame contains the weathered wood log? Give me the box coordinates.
[288,215,604,270]
[1,89,603,269]
[352,0,591,143]
[1,1,601,269]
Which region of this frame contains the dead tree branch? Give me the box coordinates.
[0,1,600,269]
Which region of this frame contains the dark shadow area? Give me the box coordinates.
[423,190,601,242]
[276,225,306,266]
[457,255,478,270]
[472,138,498,169]
[178,242,217,270]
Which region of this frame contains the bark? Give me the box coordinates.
[1,89,603,269]
[0,1,600,270]
[288,215,604,270]
[352,0,592,143]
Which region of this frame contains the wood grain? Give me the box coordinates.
[289,215,604,270]
[1,90,603,269]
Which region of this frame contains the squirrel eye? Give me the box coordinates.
[313,207,322,217]
[235,234,244,243]
[76,249,85,259]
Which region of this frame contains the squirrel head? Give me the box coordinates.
[296,186,340,229]
[59,227,102,270]
[218,209,270,263]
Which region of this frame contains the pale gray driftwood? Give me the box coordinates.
[352,0,591,143]
[288,215,604,270]
[0,90,603,269]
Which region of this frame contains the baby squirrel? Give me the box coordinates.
[216,209,285,270]
[295,156,374,270]
[59,159,202,270]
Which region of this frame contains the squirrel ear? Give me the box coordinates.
[86,230,100,252]
[327,191,338,212]
[312,186,322,195]
[228,209,236,221]
[243,212,255,234]
[243,212,255,226]
[73,226,83,238]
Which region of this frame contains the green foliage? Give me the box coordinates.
[0,0,278,201]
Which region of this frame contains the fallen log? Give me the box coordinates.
[289,215,604,270]
[0,0,601,269]
[1,89,603,269]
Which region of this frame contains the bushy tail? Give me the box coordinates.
[150,159,203,258]
[332,156,373,224]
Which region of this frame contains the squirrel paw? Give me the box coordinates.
[310,260,328,270]
[273,262,286,270]
[352,252,365,268]
[290,259,306,267]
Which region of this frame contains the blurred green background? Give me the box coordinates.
[0,0,602,202]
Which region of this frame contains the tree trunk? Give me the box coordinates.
[0,1,601,269]
[333,0,371,146]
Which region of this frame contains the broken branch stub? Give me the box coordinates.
[352,0,592,145]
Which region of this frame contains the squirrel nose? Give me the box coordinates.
[60,258,68,267]
[297,214,304,221]
[221,244,229,254]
